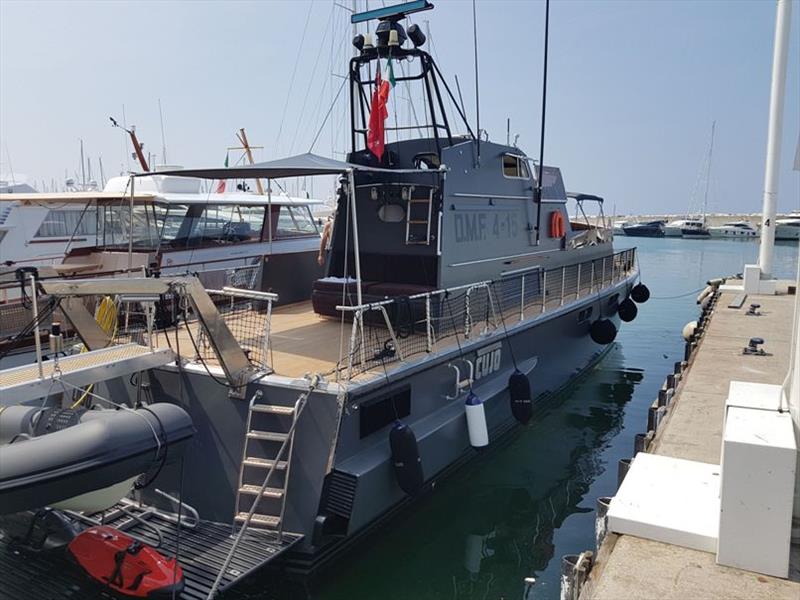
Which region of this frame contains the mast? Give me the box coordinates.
[158,98,168,164]
[110,117,150,172]
[757,0,791,279]
[236,128,265,195]
[701,120,715,226]
[80,139,86,189]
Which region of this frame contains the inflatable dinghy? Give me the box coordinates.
[68,525,184,598]
[0,403,193,515]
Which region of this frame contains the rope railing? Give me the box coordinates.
[339,248,637,379]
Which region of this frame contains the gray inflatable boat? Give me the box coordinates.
[0,403,193,515]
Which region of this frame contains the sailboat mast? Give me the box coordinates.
[236,128,265,195]
[702,120,715,225]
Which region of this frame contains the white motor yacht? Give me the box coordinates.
[664,218,704,237]
[707,221,758,238]
[775,216,800,240]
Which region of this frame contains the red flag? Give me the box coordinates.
[367,63,391,160]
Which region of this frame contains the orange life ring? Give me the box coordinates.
[549,210,565,238]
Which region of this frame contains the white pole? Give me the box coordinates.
[128,175,135,276]
[348,169,363,308]
[30,273,44,379]
[758,0,792,279]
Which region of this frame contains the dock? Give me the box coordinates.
[579,281,800,600]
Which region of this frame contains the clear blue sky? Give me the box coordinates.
[1,0,798,215]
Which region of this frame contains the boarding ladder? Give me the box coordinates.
[233,386,308,540]
[404,188,434,245]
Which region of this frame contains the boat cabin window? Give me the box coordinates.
[359,387,411,438]
[35,208,97,238]
[413,153,440,170]
[502,154,530,179]
[268,205,319,239]
[97,201,266,250]
[98,204,160,249]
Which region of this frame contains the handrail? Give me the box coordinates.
[338,248,637,379]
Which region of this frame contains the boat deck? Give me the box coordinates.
[150,300,369,380]
[148,268,628,384]
[0,503,303,600]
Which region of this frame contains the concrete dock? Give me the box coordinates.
[580,282,800,600]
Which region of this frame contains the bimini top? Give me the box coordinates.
[145,152,437,181]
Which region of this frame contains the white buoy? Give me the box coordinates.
[465,392,489,447]
[682,321,698,341]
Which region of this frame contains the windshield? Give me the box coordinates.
[163,204,266,247]
[98,201,268,250]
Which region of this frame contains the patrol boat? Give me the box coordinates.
[0,2,646,596]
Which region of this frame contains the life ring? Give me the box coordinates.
[549,210,565,238]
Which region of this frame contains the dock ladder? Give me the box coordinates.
[404,188,434,245]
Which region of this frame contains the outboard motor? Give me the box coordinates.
[389,422,424,496]
[509,370,533,424]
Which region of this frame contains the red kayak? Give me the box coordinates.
[67,526,184,598]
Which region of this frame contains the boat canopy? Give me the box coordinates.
[142,152,434,181]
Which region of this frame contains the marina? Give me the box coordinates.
[0,1,798,599]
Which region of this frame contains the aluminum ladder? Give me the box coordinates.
[233,390,300,540]
[404,188,434,245]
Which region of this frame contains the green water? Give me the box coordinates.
[244,237,798,600]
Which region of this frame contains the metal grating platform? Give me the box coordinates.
[0,507,303,599]
[0,343,175,405]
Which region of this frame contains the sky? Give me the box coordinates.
[1,0,798,215]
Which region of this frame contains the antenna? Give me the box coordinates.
[158,98,168,165]
[534,0,550,244]
[121,104,131,171]
[472,0,481,163]
[454,75,468,127]
[98,156,106,187]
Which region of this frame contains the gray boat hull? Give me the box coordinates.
[133,272,635,568]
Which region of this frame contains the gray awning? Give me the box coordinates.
[136,152,441,180]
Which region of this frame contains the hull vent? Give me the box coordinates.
[323,470,358,519]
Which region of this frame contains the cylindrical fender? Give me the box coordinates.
[389,422,424,496]
[617,297,638,322]
[509,370,533,424]
[631,283,650,303]
[590,319,617,345]
[465,392,489,448]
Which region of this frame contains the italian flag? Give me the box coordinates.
[367,60,395,160]
[215,153,229,193]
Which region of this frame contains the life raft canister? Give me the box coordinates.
[389,421,424,496]
[67,525,184,598]
[549,210,565,238]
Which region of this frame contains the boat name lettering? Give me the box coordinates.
[475,342,502,380]
[454,212,519,243]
